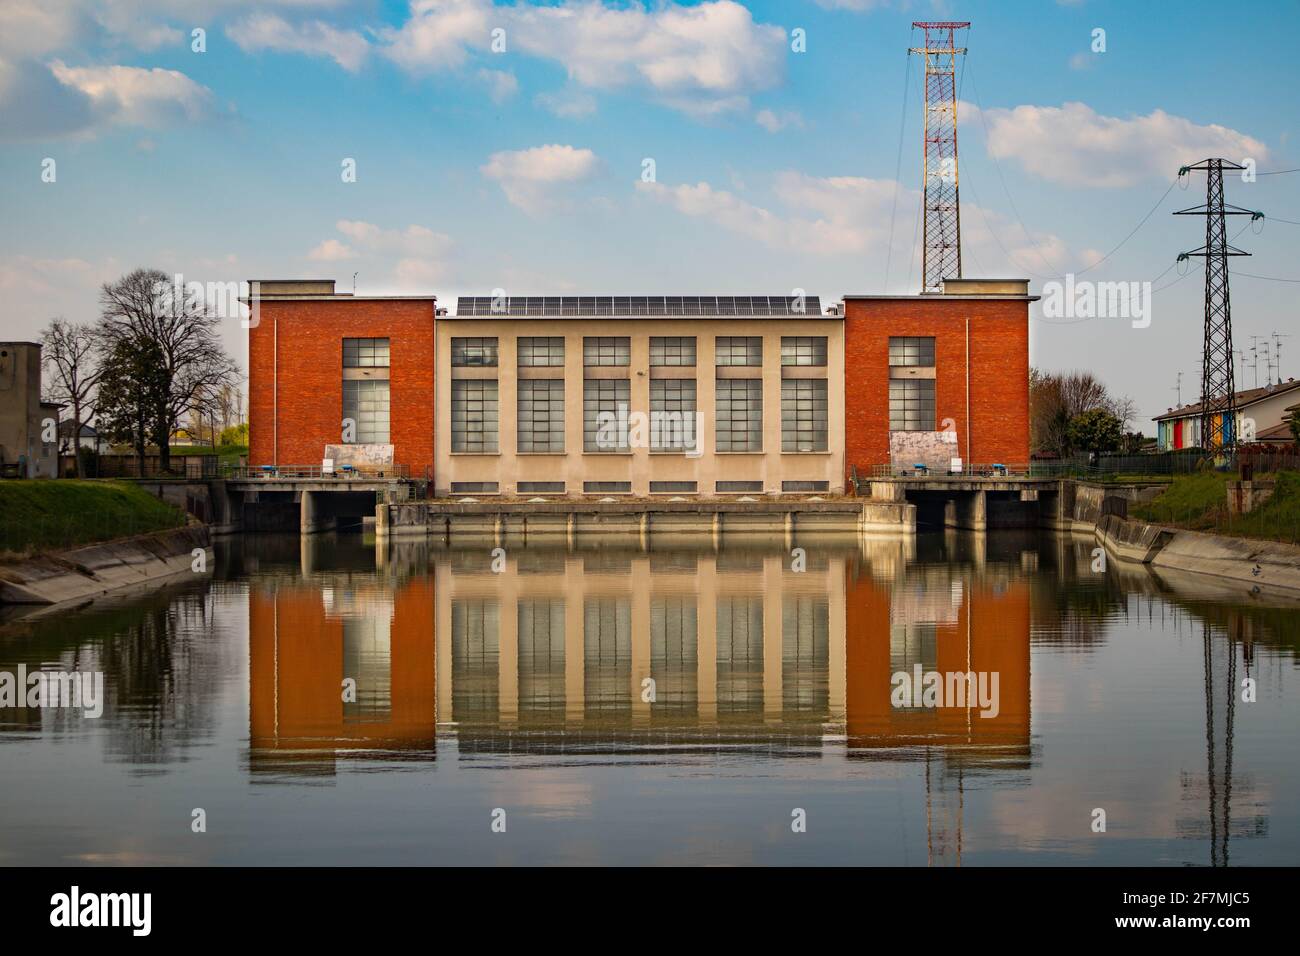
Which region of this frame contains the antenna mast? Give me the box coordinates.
[910,21,969,292]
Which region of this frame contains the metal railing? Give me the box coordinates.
[226,463,410,480]
[857,462,1034,480]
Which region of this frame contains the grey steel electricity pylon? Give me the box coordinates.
[910,21,968,292]
[1175,159,1259,456]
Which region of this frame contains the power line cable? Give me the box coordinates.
[883,53,913,293]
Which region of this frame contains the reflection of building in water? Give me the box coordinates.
[846,560,1032,865]
[248,577,437,773]
[435,549,848,752]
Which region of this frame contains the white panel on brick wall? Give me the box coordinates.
[324,443,394,467]
[889,431,959,471]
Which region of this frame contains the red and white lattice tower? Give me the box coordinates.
[910,22,969,292]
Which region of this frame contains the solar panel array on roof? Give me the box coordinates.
[454,295,823,317]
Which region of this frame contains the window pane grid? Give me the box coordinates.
[583,336,630,366]
[650,336,697,367]
[781,378,828,451]
[343,337,390,368]
[889,379,935,431]
[583,378,630,451]
[518,337,565,367]
[888,336,935,367]
[780,336,827,367]
[451,378,499,452]
[715,336,762,367]
[649,378,697,451]
[517,378,565,453]
[715,378,762,452]
[342,379,390,443]
[451,337,499,367]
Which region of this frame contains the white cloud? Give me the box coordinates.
[384,0,786,116]
[536,87,598,119]
[481,144,601,214]
[478,68,518,103]
[307,239,355,261]
[811,0,888,9]
[49,60,216,127]
[227,14,369,72]
[637,171,1073,281]
[381,0,489,73]
[970,100,1269,188]
[755,108,803,133]
[308,220,454,289]
[0,2,85,57]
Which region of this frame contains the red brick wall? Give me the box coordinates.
[248,299,435,474]
[842,298,1029,472]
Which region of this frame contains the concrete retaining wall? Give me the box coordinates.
[0,525,212,605]
[1076,486,1300,594]
[383,498,915,543]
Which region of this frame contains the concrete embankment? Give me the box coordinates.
[0,526,212,605]
[1072,482,1300,594]
[379,497,915,543]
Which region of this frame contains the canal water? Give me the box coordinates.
[1,531,1296,866]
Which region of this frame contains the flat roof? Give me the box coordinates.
[241,295,438,303]
[454,295,826,318]
[842,293,1040,301]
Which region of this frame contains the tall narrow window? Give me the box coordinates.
[451,378,499,452]
[649,378,697,451]
[781,378,828,451]
[517,379,564,453]
[342,379,390,443]
[889,379,935,431]
[342,337,390,443]
[716,378,762,452]
[584,378,629,451]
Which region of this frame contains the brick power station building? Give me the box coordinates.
[248,278,1034,497]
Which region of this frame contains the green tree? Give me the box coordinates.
[95,338,168,472]
[1066,408,1124,456]
[1289,410,1300,447]
[219,422,248,447]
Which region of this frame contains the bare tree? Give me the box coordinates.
[1031,369,1123,458]
[41,318,100,477]
[97,268,238,472]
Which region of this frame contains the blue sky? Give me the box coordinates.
[1,0,1297,429]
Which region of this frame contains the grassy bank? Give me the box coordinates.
[1131,470,1300,545]
[0,481,187,558]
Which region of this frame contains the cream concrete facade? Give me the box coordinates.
[434,318,845,499]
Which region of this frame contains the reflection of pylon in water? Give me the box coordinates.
[925,751,964,866]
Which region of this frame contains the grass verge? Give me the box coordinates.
[1131,469,1300,545]
[0,480,187,558]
